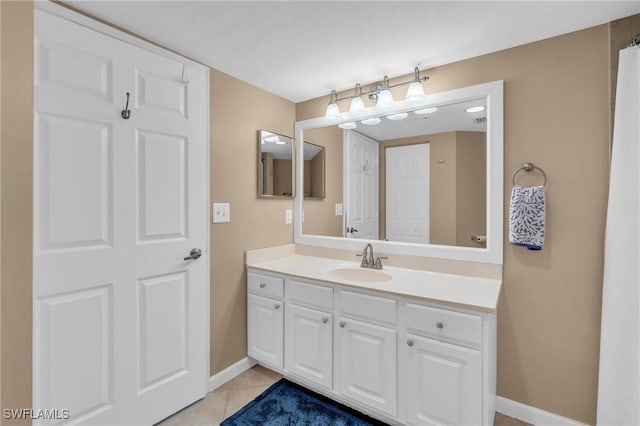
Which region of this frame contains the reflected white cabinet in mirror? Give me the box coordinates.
[294,81,503,264]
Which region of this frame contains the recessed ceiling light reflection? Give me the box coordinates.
[386,112,409,121]
[338,122,357,130]
[414,107,438,115]
[361,117,381,125]
[465,106,486,113]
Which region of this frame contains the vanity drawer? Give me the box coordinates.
[286,279,333,311]
[340,290,396,326]
[248,271,283,299]
[406,303,481,348]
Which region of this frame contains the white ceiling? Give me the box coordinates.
[66,1,640,103]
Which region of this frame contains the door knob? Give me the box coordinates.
[184,248,202,261]
[339,321,346,328]
[348,227,358,234]
[436,321,444,329]
[407,340,414,347]
[322,317,329,324]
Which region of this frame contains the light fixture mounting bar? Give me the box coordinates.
[332,75,429,103]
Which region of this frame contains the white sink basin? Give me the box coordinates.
[329,267,392,283]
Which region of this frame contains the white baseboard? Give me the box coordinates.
[208,357,257,392]
[496,396,588,426]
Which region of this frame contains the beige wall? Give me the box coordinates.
[456,131,487,247]
[299,126,343,237]
[210,69,295,374]
[1,1,34,423]
[296,25,611,424]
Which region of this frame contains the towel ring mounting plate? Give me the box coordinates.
[512,162,547,187]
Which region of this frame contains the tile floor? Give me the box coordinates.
[158,365,531,426]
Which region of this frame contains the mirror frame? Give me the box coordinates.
[294,80,503,265]
[257,129,295,199]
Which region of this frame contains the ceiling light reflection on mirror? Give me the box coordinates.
[465,106,486,113]
[414,107,438,115]
[386,112,409,121]
[338,122,357,130]
[361,117,381,126]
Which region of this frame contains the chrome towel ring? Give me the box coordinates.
[512,162,547,187]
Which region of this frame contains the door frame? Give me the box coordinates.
[33,0,211,406]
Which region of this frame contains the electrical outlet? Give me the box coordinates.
[212,203,230,223]
[335,203,343,216]
[285,209,293,224]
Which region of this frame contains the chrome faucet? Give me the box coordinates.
[357,243,387,270]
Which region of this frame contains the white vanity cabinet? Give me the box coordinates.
[336,289,398,416]
[285,279,334,389]
[247,272,284,369]
[246,265,497,426]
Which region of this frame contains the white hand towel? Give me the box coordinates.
[509,185,545,250]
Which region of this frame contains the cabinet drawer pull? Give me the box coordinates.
[259,283,266,288]
[322,317,329,324]
[436,321,444,329]
[407,339,414,347]
[274,304,280,310]
[339,321,346,328]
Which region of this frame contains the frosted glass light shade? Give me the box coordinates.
[338,122,357,130]
[349,96,366,115]
[361,117,381,125]
[324,102,341,121]
[405,81,425,101]
[376,89,394,108]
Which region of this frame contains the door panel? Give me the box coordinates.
[386,143,429,243]
[248,294,284,368]
[136,130,187,242]
[38,285,113,420]
[37,114,113,251]
[35,9,208,425]
[136,70,187,118]
[138,272,188,392]
[36,39,113,101]
[285,304,333,389]
[338,318,396,416]
[405,334,481,426]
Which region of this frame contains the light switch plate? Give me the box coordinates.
[212,203,230,223]
[285,209,293,224]
[335,203,343,216]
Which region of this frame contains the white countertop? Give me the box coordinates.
[246,254,502,313]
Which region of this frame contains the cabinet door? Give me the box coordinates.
[247,293,283,368]
[404,334,481,425]
[338,317,397,416]
[285,303,333,389]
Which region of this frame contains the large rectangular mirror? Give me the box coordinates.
[294,81,503,264]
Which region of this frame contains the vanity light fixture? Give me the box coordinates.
[323,67,429,119]
[338,122,357,130]
[405,67,426,101]
[465,106,486,113]
[361,117,382,126]
[349,83,366,115]
[414,107,438,115]
[324,90,341,121]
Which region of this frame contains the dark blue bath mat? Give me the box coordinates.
[221,379,388,426]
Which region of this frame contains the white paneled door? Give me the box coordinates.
[34,10,208,425]
[385,143,429,243]
[344,131,379,239]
